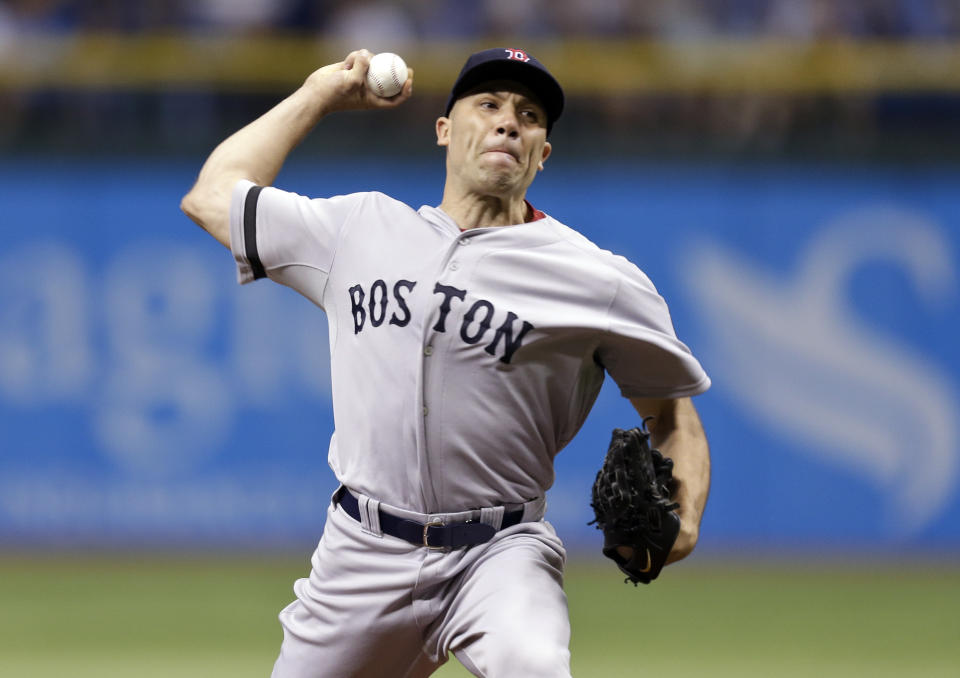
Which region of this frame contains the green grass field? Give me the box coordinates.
[1,553,957,677]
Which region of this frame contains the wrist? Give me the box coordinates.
[291,84,330,123]
[666,518,699,564]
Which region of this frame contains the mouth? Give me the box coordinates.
[483,148,519,163]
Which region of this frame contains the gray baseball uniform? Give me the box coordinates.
[229,180,710,677]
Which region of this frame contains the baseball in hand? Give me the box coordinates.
[365,52,408,98]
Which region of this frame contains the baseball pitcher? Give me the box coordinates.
[182,47,711,678]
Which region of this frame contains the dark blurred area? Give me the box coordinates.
[1,0,959,161]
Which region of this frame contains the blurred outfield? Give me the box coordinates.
[1,554,956,678]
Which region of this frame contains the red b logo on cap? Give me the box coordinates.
[504,49,531,63]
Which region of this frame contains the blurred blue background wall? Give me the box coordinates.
[3,156,957,554]
[3,0,960,559]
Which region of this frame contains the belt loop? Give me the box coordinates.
[522,497,547,523]
[358,495,383,537]
[480,506,505,530]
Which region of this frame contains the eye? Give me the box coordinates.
[479,100,498,110]
[520,109,540,123]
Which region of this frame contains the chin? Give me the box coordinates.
[476,168,522,195]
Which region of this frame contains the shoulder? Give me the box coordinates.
[309,190,422,222]
[251,186,411,211]
[542,215,658,293]
[357,191,420,215]
[255,188,420,226]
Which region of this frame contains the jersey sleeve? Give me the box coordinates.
[596,262,711,399]
[229,179,364,306]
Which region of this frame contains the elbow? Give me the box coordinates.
[180,191,200,224]
[180,185,232,249]
[181,186,215,228]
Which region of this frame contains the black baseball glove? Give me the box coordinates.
[590,420,680,585]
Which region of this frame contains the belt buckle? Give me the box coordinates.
[422,519,445,550]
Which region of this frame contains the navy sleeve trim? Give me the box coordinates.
[243,185,267,280]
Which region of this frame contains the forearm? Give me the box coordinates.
[202,85,324,189]
[648,398,710,531]
[180,49,413,250]
[180,85,326,248]
[630,396,710,562]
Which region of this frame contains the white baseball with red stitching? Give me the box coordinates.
[365,52,408,98]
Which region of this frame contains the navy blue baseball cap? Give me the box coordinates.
[445,47,564,134]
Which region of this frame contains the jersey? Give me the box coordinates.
[229,180,710,514]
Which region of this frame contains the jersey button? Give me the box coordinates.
[449,262,459,271]
[422,406,429,416]
[424,345,433,356]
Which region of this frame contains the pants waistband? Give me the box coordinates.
[333,486,544,549]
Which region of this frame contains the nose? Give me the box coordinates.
[495,109,520,139]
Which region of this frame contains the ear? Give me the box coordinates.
[436,116,450,147]
[538,141,552,171]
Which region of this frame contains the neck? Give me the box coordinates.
[439,185,530,231]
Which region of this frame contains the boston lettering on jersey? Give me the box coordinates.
[348,279,534,364]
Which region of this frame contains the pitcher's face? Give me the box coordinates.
[437,83,552,198]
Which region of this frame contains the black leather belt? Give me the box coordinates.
[335,486,525,549]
